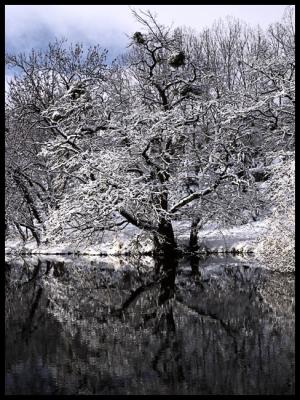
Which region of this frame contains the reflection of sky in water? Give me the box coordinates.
[5,256,295,395]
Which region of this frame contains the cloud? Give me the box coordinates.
[5,4,290,57]
[5,5,133,58]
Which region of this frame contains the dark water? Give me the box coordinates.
[5,254,295,395]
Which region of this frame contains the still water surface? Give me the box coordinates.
[5,255,295,395]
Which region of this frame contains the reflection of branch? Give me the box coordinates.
[21,259,42,286]
[22,287,43,340]
[20,260,53,340]
[175,296,238,337]
[111,279,160,316]
[151,307,184,381]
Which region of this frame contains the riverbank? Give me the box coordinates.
[5,219,269,257]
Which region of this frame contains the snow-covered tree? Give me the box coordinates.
[5,40,109,243]
[39,11,274,256]
[256,158,295,272]
[5,8,294,261]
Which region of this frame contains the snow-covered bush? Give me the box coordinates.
[256,159,295,272]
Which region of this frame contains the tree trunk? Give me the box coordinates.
[14,222,26,242]
[189,216,201,253]
[19,223,41,246]
[31,229,41,246]
[153,218,177,258]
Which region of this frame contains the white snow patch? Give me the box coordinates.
[6,219,270,256]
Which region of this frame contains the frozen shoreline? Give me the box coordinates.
[5,219,270,257]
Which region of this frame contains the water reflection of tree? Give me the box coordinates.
[5,256,295,395]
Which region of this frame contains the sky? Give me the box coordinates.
[6,4,291,58]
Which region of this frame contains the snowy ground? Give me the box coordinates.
[5,218,270,257]
[174,218,270,254]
